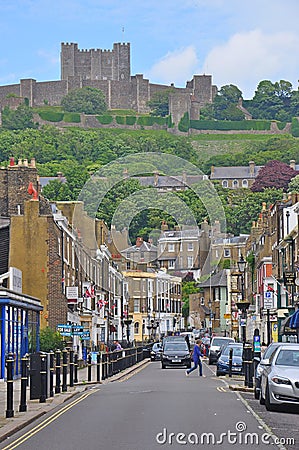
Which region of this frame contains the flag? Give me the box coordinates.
[84,284,95,298]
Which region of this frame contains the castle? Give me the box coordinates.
[0,42,217,124]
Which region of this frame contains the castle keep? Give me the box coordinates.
[0,42,216,121]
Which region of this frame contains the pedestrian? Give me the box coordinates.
[114,340,123,351]
[186,339,205,377]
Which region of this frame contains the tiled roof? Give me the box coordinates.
[198,269,227,287]
[210,166,263,179]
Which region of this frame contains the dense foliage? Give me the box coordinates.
[61,87,107,114]
[250,160,298,192]
[39,327,65,352]
[2,104,38,130]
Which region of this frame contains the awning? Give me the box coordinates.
[289,309,299,328]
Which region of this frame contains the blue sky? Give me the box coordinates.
[1,0,299,99]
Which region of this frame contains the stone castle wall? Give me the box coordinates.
[0,42,216,122]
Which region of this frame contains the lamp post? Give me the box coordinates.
[208,299,213,339]
[235,254,250,344]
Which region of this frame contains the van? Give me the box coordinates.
[209,336,235,365]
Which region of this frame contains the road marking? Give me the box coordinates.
[216,386,227,392]
[1,389,99,450]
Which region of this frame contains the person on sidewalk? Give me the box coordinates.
[114,340,123,351]
[186,340,205,377]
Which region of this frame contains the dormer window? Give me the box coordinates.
[222,180,228,188]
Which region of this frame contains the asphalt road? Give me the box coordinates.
[0,361,297,450]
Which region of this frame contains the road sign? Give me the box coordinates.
[72,325,84,335]
[264,291,273,309]
[57,324,72,336]
[80,331,90,340]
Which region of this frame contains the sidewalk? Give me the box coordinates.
[0,359,149,443]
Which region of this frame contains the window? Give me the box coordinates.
[224,249,230,257]
[168,243,175,252]
[187,256,194,268]
[134,299,140,312]
[126,262,131,270]
[134,322,139,334]
[169,260,175,269]
[233,179,239,188]
[188,242,193,251]
[242,179,248,188]
[222,180,228,188]
[126,252,131,259]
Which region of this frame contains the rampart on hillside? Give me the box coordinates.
[0,42,216,124]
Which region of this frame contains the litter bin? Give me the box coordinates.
[29,352,49,400]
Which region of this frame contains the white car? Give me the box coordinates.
[259,343,299,411]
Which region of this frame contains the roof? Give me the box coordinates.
[121,241,158,254]
[210,166,263,180]
[198,269,227,288]
[159,228,201,240]
[39,176,67,188]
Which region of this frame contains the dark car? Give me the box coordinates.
[161,341,191,369]
[150,342,163,361]
[216,343,244,376]
[254,342,294,399]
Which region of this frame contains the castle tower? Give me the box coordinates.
[61,42,131,82]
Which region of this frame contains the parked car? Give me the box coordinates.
[150,342,163,361]
[209,336,235,365]
[161,341,191,369]
[254,342,293,399]
[259,344,299,411]
[216,343,244,376]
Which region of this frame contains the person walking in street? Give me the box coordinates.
[186,340,205,377]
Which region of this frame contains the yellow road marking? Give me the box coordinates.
[2,389,99,450]
[216,386,227,392]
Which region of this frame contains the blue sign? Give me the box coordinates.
[253,335,261,352]
[57,324,72,336]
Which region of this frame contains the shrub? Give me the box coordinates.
[116,116,125,125]
[38,111,64,122]
[63,113,81,123]
[178,112,190,132]
[189,119,272,131]
[291,118,299,137]
[126,116,136,125]
[96,115,113,125]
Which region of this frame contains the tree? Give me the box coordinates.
[147,89,174,117]
[288,174,299,193]
[181,281,200,320]
[1,104,38,130]
[61,87,107,114]
[247,80,293,120]
[213,84,243,120]
[251,160,298,192]
[40,327,65,352]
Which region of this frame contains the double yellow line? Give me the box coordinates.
[2,389,99,450]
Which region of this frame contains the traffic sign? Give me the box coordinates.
[57,324,72,336]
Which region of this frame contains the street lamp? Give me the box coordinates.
[235,254,250,344]
[208,299,213,339]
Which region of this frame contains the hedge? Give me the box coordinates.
[189,119,274,131]
[126,116,136,125]
[178,112,190,132]
[96,115,113,125]
[63,113,81,123]
[116,116,125,125]
[38,111,64,122]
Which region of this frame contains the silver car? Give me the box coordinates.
[260,344,299,411]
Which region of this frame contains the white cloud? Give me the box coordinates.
[201,29,299,98]
[146,46,199,86]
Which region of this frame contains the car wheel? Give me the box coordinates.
[161,363,166,369]
[254,388,259,400]
[265,383,276,411]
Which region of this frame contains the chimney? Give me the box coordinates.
[249,161,255,176]
[57,172,63,178]
[210,166,215,177]
[136,237,143,247]
[123,168,129,178]
[182,170,187,184]
[154,170,159,186]
[9,157,15,167]
[30,158,36,168]
[290,160,296,170]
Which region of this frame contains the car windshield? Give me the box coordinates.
[164,343,188,352]
[222,346,243,357]
[275,349,299,366]
[263,344,280,360]
[153,343,161,350]
[212,338,232,346]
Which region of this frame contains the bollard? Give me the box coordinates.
[40,353,47,403]
[228,347,233,378]
[6,353,15,418]
[87,353,92,382]
[97,353,101,382]
[74,353,78,383]
[49,351,54,397]
[19,354,29,412]
[69,349,74,387]
[62,349,68,392]
[55,350,61,394]
[247,345,254,389]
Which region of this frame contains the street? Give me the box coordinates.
[0,360,298,450]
